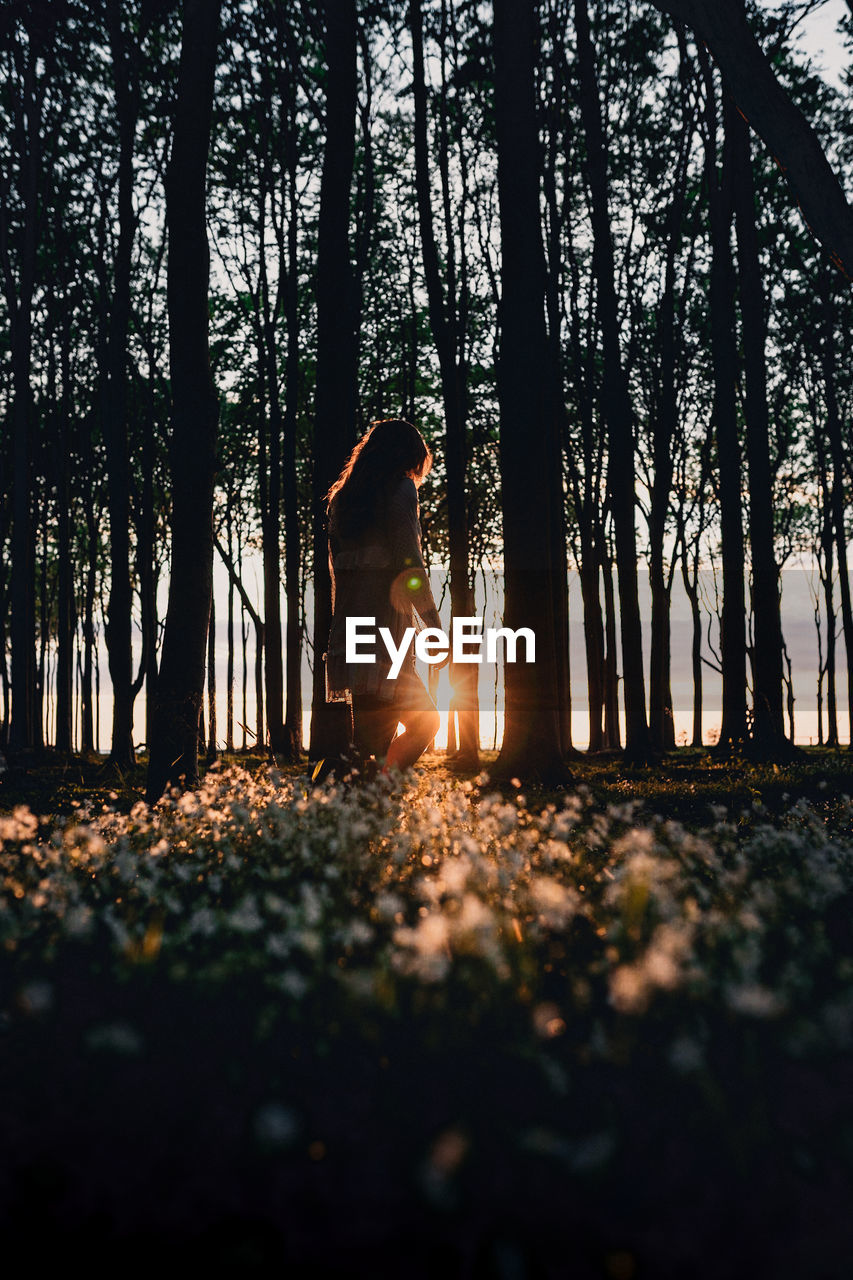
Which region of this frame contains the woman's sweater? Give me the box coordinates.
[325,476,442,704]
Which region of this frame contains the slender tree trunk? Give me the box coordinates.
[578,547,605,751]
[226,505,235,752]
[55,319,73,752]
[410,0,479,766]
[574,0,649,760]
[815,424,838,747]
[309,0,359,762]
[146,0,222,802]
[700,50,748,749]
[818,274,853,749]
[206,589,217,764]
[281,103,303,759]
[682,551,704,747]
[648,135,691,751]
[5,42,39,752]
[215,535,265,752]
[259,266,286,754]
[81,499,97,756]
[491,0,570,783]
[103,9,139,768]
[728,99,786,754]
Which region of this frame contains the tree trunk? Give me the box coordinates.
[410,0,479,767]
[81,500,97,756]
[818,274,853,749]
[206,588,217,764]
[259,268,286,754]
[728,98,786,754]
[146,0,221,803]
[5,39,40,752]
[308,0,359,762]
[103,7,139,768]
[574,0,649,760]
[700,49,748,750]
[491,0,570,783]
[814,419,838,747]
[226,505,235,752]
[281,97,303,759]
[55,315,73,752]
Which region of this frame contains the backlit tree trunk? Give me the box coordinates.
[728,99,787,753]
[574,0,649,759]
[700,50,748,749]
[491,0,570,783]
[146,0,221,802]
[308,0,359,762]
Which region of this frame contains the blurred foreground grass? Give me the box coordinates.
[1,749,852,1277]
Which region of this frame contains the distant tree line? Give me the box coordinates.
[1,0,853,793]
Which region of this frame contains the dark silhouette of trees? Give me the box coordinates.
[491,0,571,783]
[146,0,221,802]
[410,0,479,768]
[573,0,650,761]
[3,0,853,775]
[308,0,359,763]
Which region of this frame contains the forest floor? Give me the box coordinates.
[1,747,853,1277]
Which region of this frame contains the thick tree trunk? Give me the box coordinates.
[308,0,359,762]
[146,0,221,803]
[574,0,649,760]
[491,0,570,783]
[728,100,787,754]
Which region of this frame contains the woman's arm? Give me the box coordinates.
[386,477,443,629]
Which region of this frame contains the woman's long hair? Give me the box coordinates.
[325,419,433,539]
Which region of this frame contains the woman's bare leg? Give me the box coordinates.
[383,711,440,772]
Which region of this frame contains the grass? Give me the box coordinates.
[1,747,853,1277]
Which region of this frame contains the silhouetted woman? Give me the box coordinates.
[324,419,446,773]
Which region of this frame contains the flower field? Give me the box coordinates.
[2,759,853,1277]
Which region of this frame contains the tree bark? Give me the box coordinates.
[574,0,649,760]
[727,98,787,754]
[308,0,359,762]
[699,49,748,749]
[410,0,479,767]
[103,6,139,768]
[4,33,40,751]
[491,0,570,783]
[281,65,304,760]
[818,273,853,749]
[146,0,221,802]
